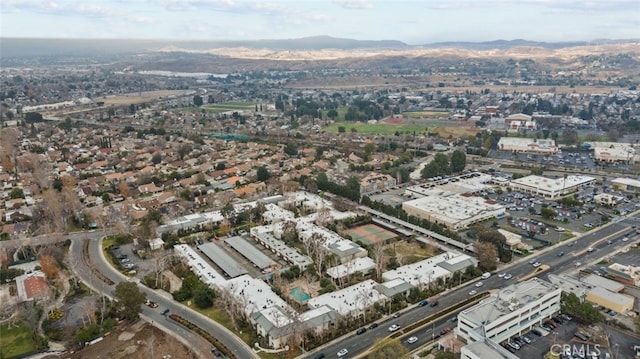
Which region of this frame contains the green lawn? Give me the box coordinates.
[404,111,451,118]
[320,107,349,121]
[325,121,429,135]
[0,321,37,358]
[199,102,257,114]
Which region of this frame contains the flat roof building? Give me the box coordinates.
[583,141,638,163]
[461,340,519,359]
[326,257,376,280]
[382,252,476,289]
[585,287,634,314]
[307,279,387,318]
[403,194,505,230]
[612,177,640,192]
[509,174,595,199]
[497,137,557,154]
[456,278,561,344]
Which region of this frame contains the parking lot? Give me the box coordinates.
[512,316,618,359]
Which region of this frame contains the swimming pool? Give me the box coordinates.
[290,286,310,303]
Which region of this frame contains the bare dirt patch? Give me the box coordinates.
[101,90,192,105]
[59,322,198,359]
[389,240,438,266]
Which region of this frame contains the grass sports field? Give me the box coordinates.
[200,101,257,113]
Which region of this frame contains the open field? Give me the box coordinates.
[404,111,451,118]
[389,240,439,266]
[199,101,257,113]
[324,117,479,138]
[101,90,191,105]
[0,321,36,358]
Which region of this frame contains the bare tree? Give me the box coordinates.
[305,233,328,278]
[314,206,332,227]
[79,298,97,326]
[373,242,389,282]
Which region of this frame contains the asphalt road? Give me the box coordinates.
[303,213,640,359]
[69,236,259,359]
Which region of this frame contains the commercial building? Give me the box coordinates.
[505,113,535,132]
[509,174,595,199]
[548,273,634,314]
[585,287,634,314]
[612,177,640,192]
[497,137,557,154]
[456,278,561,344]
[402,194,505,230]
[583,141,638,163]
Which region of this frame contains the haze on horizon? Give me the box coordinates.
[1,0,639,45]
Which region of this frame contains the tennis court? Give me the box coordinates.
[345,224,397,245]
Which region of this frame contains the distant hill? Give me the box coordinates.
[0,36,407,58]
[424,38,638,50]
[1,36,637,59]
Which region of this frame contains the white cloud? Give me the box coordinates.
[333,0,373,10]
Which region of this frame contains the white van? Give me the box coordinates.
[481,272,491,280]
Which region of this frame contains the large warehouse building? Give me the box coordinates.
[509,174,595,199]
[402,194,505,230]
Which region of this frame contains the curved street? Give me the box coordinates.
[69,235,259,359]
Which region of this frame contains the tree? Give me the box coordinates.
[421,153,450,178]
[151,153,162,164]
[256,166,271,181]
[113,281,146,321]
[193,95,203,106]
[24,112,44,123]
[450,150,466,173]
[9,187,24,199]
[560,292,604,323]
[474,241,498,271]
[373,242,388,282]
[39,255,60,280]
[369,338,410,359]
[284,142,298,156]
[562,129,579,146]
[193,286,216,308]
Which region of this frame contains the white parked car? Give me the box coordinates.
[532,262,541,267]
[498,273,506,278]
[475,282,484,287]
[407,336,418,344]
[469,290,477,296]
[503,274,513,280]
[337,348,348,357]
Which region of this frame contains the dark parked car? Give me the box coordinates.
[418,300,429,307]
[356,328,367,335]
[430,301,439,307]
[162,309,170,315]
[313,353,325,359]
[368,323,378,329]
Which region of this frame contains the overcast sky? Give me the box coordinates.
[1,0,638,44]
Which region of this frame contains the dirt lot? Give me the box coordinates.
[48,321,198,359]
[101,90,191,105]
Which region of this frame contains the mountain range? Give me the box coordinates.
[1,36,638,58]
